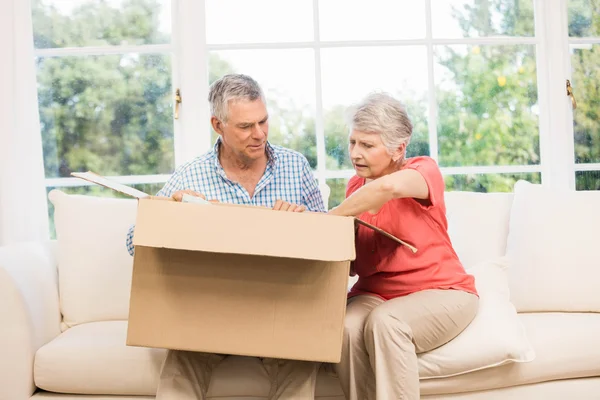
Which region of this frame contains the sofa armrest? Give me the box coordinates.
[0,241,61,400]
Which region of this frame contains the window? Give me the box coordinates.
[202,0,541,208]
[568,0,600,190]
[30,0,597,235]
[31,0,175,235]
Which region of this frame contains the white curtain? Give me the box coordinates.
[0,0,49,246]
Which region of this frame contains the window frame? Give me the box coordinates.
[36,0,588,195]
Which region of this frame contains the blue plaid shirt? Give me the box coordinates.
[126,140,325,255]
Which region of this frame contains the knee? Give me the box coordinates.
[364,306,411,340]
[164,349,189,365]
[343,311,368,341]
[164,350,223,371]
[276,360,320,381]
[286,359,318,370]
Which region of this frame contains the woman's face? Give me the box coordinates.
[348,129,404,179]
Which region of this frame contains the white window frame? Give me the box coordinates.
[564,0,600,187]
[534,0,576,190]
[37,0,592,194]
[177,0,578,191]
[35,1,183,191]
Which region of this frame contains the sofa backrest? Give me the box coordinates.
[444,191,514,270]
[505,180,600,313]
[49,188,516,329]
[49,190,137,330]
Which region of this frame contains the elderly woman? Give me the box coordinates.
[329,93,479,400]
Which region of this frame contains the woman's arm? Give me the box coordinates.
[330,169,429,217]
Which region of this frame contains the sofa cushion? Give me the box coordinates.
[34,313,598,397]
[418,257,534,379]
[444,191,513,270]
[48,190,137,329]
[33,321,343,398]
[422,378,600,400]
[420,312,600,395]
[506,180,600,312]
[34,321,166,395]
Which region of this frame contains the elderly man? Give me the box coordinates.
[125,74,325,399]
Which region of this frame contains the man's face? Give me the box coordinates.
[213,99,269,163]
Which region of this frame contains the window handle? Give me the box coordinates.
[175,88,182,119]
[566,79,577,110]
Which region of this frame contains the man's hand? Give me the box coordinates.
[272,200,306,212]
[171,190,206,202]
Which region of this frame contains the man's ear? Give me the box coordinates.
[211,116,224,136]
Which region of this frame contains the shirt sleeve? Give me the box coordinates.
[125,224,135,257]
[403,157,445,209]
[300,159,326,212]
[125,171,184,257]
[156,171,183,198]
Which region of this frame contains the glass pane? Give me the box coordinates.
[568,0,600,37]
[571,44,600,164]
[205,0,313,44]
[32,0,171,49]
[326,178,349,210]
[321,46,430,171]
[208,50,317,167]
[38,53,174,178]
[46,182,166,238]
[319,0,425,41]
[445,172,540,192]
[576,171,600,190]
[431,0,534,38]
[435,45,539,167]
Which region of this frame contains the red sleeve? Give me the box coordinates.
[402,156,445,209]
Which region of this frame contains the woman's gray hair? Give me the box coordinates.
[208,74,265,122]
[347,92,413,155]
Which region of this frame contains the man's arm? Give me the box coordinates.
[126,225,136,256]
[300,159,326,213]
[125,172,184,257]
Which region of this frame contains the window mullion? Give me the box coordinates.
[175,0,211,167]
[425,0,438,163]
[313,0,327,186]
[534,0,576,189]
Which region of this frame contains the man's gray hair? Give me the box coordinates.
[208,74,265,122]
[347,92,413,155]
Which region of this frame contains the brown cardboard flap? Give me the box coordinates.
[71,171,150,199]
[132,198,356,262]
[355,218,418,253]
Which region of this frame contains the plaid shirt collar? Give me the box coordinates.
[211,138,278,182]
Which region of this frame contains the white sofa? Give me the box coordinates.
[1,180,600,400]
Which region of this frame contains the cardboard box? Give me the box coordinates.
[72,171,415,363]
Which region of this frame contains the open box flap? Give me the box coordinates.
[354,218,418,253]
[132,199,357,262]
[71,171,150,199]
[72,171,416,254]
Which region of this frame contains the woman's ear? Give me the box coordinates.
[392,142,407,162]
